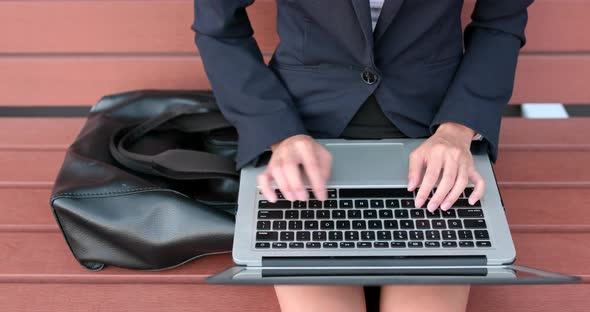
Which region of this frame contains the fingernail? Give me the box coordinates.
[441,202,451,211]
[427,202,436,211]
[415,197,424,208]
[296,191,307,200]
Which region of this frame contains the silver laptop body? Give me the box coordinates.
[208,139,580,285]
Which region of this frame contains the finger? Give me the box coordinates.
[257,170,277,202]
[407,150,425,192]
[317,149,333,183]
[428,158,458,212]
[271,162,295,201]
[441,165,468,211]
[415,156,443,208]
[282,163,308,201]
[301,147,327,201]
[468,168,486,205]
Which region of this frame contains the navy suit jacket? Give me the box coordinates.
[192,0,533,169]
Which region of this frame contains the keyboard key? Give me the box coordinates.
[289,242,304,248]
[323,242,338,248]
[336,220,351,229]
[458,230,474,240]
[280,231,295,241]
[255,242,270,248]
[352,220,367,229]
[410,209,425,218]
[401,199,415,208]
[312,231,327,241]
[321,220,335,230]
[458,209,484,218]
[324,200,338,208]
[410,231,424,240]
[464,219,487,229]
[377,231,392,240]
[332,210,346,219]
[289,221,303,230]
[379,209,394,219]
[459,241,475,248]
[329,231,343,241]
[361,231,376,240]
[340,242,355,248]
[368,220,383,229]
[272,242,287,248]
[355,199,369,208]
[395,210,409,218]
[258,210,283,219]
[408,242,423,248]
[432,220,446,229]
[285,210,299,219]
[259,200,291,209]
[370,199,384,208]
[386,199,400,208]
[474,230,490,240]
[476,241,492,247]
[384,220,399,229]
[391,242,407,248]
[442,241,458,248]
[426,210,441,218]
[357,242,372,248]
[304,221,319,230]
[442,209,457,218]
[426,230,440,240]
[340,200,353,208]
[296,231,310,241]
[416,220,430,229]
[316,210,330,219]
[425,241,440,248]
[300,210,314,219]
[400,220,415,229]
[345,231,359,241]
[453,198,481,207]
[448,219,463,229]
[375,242,389,248]
[348,210,362,219]
[273,221,287,230]
[293,201,307,209]
[309,200,322,208]
[306,242,321,248]
[327,189,338,198]
[339,188,413,198]
[256,231,278,241]
[442,230,457,240]
[464,187,474,198]
[257,221,271,230]
[363,210,378,218]
[394,231,408,240]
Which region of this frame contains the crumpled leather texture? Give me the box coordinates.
[50,90,239,271]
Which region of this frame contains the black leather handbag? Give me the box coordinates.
[50,90,240,271]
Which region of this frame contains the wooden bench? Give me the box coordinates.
[1,1,589,311]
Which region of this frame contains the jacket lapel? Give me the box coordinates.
[373,0,405,41]
[350,0,374,48]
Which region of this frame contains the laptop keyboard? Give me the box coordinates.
[254,188,491,250]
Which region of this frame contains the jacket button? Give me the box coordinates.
[361,68,379,85]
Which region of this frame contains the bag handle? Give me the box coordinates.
[110,105,239,180]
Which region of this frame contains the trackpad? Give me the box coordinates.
[324,143,408,185]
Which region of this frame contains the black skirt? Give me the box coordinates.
[340,95,408,139]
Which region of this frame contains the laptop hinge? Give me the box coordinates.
[262,256,487,268]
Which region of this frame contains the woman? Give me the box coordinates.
[193,0,531,310]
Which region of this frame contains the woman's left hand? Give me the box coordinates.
[408,122,485,212]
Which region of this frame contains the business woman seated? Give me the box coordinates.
[193,0,532,311]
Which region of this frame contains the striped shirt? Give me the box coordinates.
[370,0,385,31]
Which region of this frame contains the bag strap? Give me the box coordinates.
[110,105,239,180]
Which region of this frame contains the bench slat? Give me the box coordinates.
[1,0,587,53]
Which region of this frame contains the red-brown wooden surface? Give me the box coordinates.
[0,0,589,105]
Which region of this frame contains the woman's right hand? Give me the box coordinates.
[258,134,333,202]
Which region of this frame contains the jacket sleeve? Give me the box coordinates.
[192,0,309,169]
[430,0,534,162]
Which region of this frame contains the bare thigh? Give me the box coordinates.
[380,284,470,312]
[274,285,367,312]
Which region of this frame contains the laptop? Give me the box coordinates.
[208,139,580,285]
